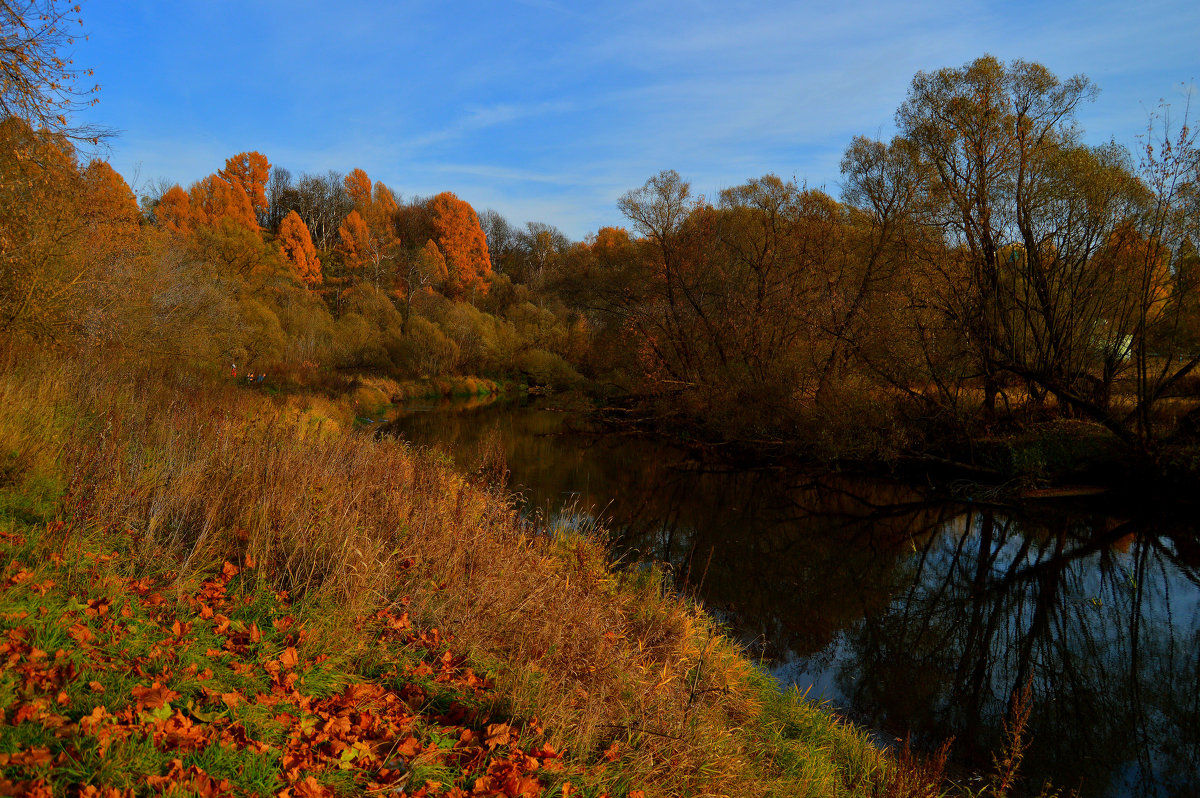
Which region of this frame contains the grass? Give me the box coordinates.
[0,354,1046,797]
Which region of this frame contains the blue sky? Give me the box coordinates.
[76,0,1198,240]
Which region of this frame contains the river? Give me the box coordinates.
[375,394,1200,798]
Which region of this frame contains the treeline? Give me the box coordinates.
[2,54,1198,467]
[1,119,589,392]
[560,57,1200,464]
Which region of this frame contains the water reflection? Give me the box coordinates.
[382,398,1200,797]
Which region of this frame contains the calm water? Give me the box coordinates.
[378,395,1200,797]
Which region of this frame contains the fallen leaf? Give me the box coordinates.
[131,682,180,710]
[485,722,511,750]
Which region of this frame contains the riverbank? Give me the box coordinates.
[590,394,1200,506]
[0,357,937,797]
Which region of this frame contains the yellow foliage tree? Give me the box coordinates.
[414,239,449,289]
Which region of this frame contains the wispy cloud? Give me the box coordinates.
[82,0,1200,239]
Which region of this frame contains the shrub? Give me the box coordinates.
[394,316,460,377]
[516,348,582,391]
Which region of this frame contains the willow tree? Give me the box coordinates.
[849,54,1200,451]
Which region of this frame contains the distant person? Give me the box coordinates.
[257,373,266,383]
[231,363,237,378]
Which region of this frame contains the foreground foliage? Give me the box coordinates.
[0,358,922,797]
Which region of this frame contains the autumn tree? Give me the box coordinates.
[838,135,974,419]
[189,174,258,231]
[373,182,398,220]
[1119,106,1200,445]
[892,56,1104,416]
[337,210,369,268]
[278,210,321,286]
[155,185,193,234]
[395,239,449,329]
[335,181,402,291]
[846,55,1200,452]
[0,117,88,339]
[344,168,372,208]
[510,222,569,286]
[82,159,140,235]
[219,151,271,223]
[0,0,101,140]
[427,192,492,299]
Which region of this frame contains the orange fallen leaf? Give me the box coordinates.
[292,776,331,797]
[131,682,180,710]
[485,722,511,750]
[279,647,299,670]
[68,623,94,644]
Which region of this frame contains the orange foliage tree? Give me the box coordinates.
[219,151,271,218]
[336,181,402,289]
[344,168,372,208]
[155,185,193,234]
[428,191,491,299]
[82,160,140,235]
[0,117,87,338]
[190,174,258,231]
[278,210,322,286]
[373,182,399,220]
[337,210,370,269]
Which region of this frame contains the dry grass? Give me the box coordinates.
[4,356,882,797]
[6,354,1070,796]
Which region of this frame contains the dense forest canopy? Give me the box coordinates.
[3,8,1199,470]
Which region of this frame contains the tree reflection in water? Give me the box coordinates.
[831,509,1200,797]
[385,398,1200,797]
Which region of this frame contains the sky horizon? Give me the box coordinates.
[76,1,1198,241]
